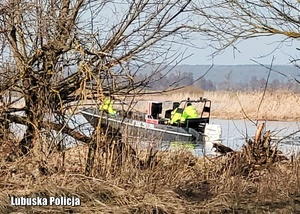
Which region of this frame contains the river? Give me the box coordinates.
[75,115,300,158]
[9,114,300,158]
[193,119,300,157]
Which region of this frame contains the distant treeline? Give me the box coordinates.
[136,71,300,92]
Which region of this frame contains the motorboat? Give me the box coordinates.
[79,97,222,142]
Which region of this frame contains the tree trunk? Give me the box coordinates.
[85,136,97,176]
[85,113,104,176]
[19,72,41,154]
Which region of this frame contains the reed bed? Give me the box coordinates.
[0,134,300,213]
[135,88,300,121]
[204,90,300,121]
[6,88,300,121]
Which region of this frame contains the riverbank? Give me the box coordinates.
[0,143,299,213]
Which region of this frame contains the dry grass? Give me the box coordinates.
[135,89,300,121]
[10,87,300,121]
[0,137,300,214]
[204,90,300,121]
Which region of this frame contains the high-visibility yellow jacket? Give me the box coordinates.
[180,105,198,123]
[100,97,116,115]
[170,108,182,125]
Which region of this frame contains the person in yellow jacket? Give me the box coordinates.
[100,93,117,115]
[170,108,182,125]
[180,103,198,123]
[170,102,182,125]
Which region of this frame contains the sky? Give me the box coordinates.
[178,35,300,66]
[77,0,300,65]
[79,1,300,67]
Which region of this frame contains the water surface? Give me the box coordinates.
[10,114,300,158]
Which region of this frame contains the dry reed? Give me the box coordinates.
[0,99,300,213]
[204,90,300,121]
[134,88,300,121]
[0,135,299,213]
[9,88,300,121]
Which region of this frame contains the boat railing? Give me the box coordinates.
[184,118,209,131]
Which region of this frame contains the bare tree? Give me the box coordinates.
[191,1,300,60]
[0,0,192,155]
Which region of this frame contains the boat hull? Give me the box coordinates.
[79,108,204,142]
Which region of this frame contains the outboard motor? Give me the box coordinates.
[204,124,222,141]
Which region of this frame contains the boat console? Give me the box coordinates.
[145,101,163,124]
